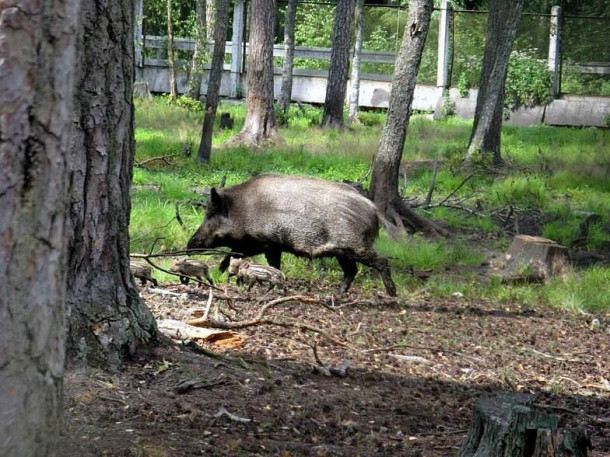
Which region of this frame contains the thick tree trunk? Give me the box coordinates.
[322,0,355,128]
[279,0,298,112]
[464,0,524,167]
[186,0,207,100]
[197,0,231,163]
[66,0,158,370]
[167,0,178,100]
[226,0,280,147]
[0,0,80,454]
[348,0,364,123]
[369,0,443,237]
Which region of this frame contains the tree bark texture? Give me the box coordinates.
[206,0,215,41]
[0,0,80,454]
[167,0,178,99]
[348,0,364,123]
[197,0,231,163]
[186,0,208,100]
[369,0,442,237]
[226,0,279,147]
[459,394,591,457]
[322,0,355,128]
[66,0,158,370]
[465,0,523,167]
[279,0,298,112]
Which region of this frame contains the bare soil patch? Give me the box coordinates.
[58,277,610,456]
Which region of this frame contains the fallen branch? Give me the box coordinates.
[214,407,251,423]
[192,296,348,347]
[135,153,181,167]
[438,171,476,207]
[312,341,349,377]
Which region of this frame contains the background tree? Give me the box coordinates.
[348,0,365,123]
[226,0,279,147]
[65,0,158,370]
[369,0,443,236]
[463,0,524,167]
[0,0,80,454]
[322,0,355,128]
[279,0,298,112]
[186,0,207,100]
[167,0,179,99]
[197,0,231,163]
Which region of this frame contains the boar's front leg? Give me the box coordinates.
[337,256,358,294]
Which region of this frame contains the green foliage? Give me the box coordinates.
[505,50,553,110]
[133,97,610,313]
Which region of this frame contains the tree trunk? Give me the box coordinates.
[197,0,231,163]
[0,0,80,454]
[225,0,280,147]
[348,0,364,123]
[65,0,158,370]
[321,0,355,128]
[464,0,524,168]
[279,0,298,112]
[369,0,443,238]
[167,0,178,100]
[186,0,207,100]
[206,0,215,42]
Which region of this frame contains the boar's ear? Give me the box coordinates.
[208,188,228,217]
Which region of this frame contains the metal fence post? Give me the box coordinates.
[548,5,562,97]
[437,0,451,89]
[230,0,245,98]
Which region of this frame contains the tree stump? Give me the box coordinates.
[495,235,569,283]
[133,81,151,99]
[458,394,591,457]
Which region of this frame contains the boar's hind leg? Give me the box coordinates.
[337,256,358,294]
[361,254,397,297]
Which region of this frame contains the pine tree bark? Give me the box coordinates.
[226,0,280,147]
[322,0,355,128]
[186,0,208,100]
[279,0,298,112]
[464,0,524,167]
[369,0,443,237]
[65,0,158,370]
[348,0,364,123]
[0,0,80,454]
[197,0,231,163]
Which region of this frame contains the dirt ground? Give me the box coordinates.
[58,267,610,457]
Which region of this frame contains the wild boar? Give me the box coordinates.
[130,261,158,287]
[228,257,285,292]
[187,174,396,296]
[169,258,214,286]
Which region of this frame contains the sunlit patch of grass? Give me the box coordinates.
[544,267,610,313]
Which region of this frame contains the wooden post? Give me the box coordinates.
[230,0,245,98]
[548,5,561,97]
[436,0,451,89]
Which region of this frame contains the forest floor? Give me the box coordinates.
[58,266,610,456]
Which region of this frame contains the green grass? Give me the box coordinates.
[132,97,610,313]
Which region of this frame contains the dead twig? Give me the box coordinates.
[135,153,181,167]
[424,157,439,206]
[438,171,476,207]
[311,341,349,377]
[175,376,227,394]
[214,407,251,423]
[197,296,348,347]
